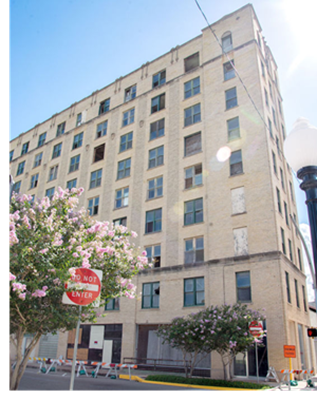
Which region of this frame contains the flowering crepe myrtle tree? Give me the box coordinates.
[156,313,211,378]
[9,187,150,390]
[198,304,266,380]
[156,303,265,380]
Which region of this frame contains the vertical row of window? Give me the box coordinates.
[285,272,307,311]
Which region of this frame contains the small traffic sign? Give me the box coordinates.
[62,268,102,306]
[284,345,296,358]
[249,320,263,337]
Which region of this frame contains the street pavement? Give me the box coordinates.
[17,369,205,391]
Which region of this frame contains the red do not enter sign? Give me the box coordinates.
[62,268,102,306]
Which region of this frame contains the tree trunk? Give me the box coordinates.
[10,330,42,390]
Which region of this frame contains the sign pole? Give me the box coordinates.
[69,305,82,391]
[255,341,259,383]
[289,357,293,381]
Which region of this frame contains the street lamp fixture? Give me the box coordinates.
[283,117,317,311]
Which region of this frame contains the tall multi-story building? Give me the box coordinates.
[10,4,316,379]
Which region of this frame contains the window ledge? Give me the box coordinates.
[183,151,203,158]
[229,172,244,178]
[183,184,203,191]
[225,105,239,112]
[183,221,204,228]
[144,231,162,236]
[231,211,247,217]
[146,195,163,202]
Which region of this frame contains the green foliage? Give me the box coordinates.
[145,374,271,389]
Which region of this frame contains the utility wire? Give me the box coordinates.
[194,0,302,186]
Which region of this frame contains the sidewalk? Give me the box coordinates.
[26,362,317,391]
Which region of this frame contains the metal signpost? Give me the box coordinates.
[249,320,263,383]
[62,268,102,391]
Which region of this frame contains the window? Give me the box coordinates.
[285,271,291,303]
[99,98,110,115]
[236,271,251,302]
[184,77,200,99]
[272,151,277,174]
[52,143,62,159]
[281,228,286,254]
[122,108,135,126]
[93,144,105,163]
[142,282,160,309]
[148,176,163,200]
[45,187,55,200]
[288,239,293,262]
[76,113,82,126]
[69,155,80,172]
[184,132,202,156]
[117,158,131,179]
[150,119,165,140]
[231,187,246,215]
[268,118,273,138]
[264,88,269,106]
[72,132,83,150]
[125,85,136,102]
[115,187,129,208]
[145,245,161,268]
[233,227,249,256]
[227,117,240,140]
[269,82,273,99]
[289,181,294,202]
[113,217,127,227]
[33,153,42,168]
[261,61,265,78]
[230,150,243,176]
[185,164,202,189]
[302,286,307,311]
[298,248,302,271]
[89,169,102,189]
[145,208,162,233]
[153,70,166,88]
[88,196,99,216]
[276,188,282,213]
[38,132,46,147]
[105,298,120,311]
[56,122,66,137]
[151,94,165,113]
[21,142,29,155]
[222,33,232,52]
[10,150,14,162]
[96,121,108,138]
[284,202,289,226]
[30,173,39,189]
[119,132,133,152]
[272,107,277,126]
[49,165,58,181]
[225,87,237,109]
[184,104,201,127]
[67,178,77,190]
[184,277,204,306]
[12,181,21,194]
[184,198,203,225]
[184,237,204,263]
[280,168,285,190]
[149,146,164,168]
[294,279,299,308]
[184,52,199,72]
[16,161,25,176]
[223,60,235,80]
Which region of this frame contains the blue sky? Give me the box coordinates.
[8,0,316,228]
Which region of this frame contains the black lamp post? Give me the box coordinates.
[284,118,317,311]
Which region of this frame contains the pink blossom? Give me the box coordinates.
[32,289,46,298]
[39,248,49,254]
[19,293,26,300]
[9,272,16,281]
[72,252,79,258]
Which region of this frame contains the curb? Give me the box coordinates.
[118,374,266,391]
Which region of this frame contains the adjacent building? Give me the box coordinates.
[10,4,316,379]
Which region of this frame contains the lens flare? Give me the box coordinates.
[216,146,231,162]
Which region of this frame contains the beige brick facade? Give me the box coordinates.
[10,4,316,379]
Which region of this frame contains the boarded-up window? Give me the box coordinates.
[233,227,248,256]
[184,132,201,156]
[231,187,246,215]
[93,144,105,162]
[184,52,199,72]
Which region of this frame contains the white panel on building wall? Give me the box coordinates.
[38,332,59,359]
[102,340,113,363]
[231,187,246,215]
[89,325,104,349]
[233,227,248,256]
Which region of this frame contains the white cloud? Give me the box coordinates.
[300,223,315,302]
